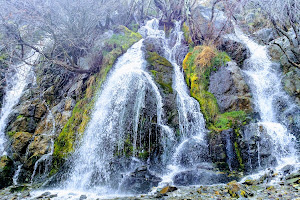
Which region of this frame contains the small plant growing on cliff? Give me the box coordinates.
[195,45,216,70]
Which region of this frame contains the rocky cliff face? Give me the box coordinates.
[0,26,142,186]
[0,16,299,195]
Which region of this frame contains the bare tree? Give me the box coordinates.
[242,0,300,68]
[186,0,239,45]
[0,0,135,74]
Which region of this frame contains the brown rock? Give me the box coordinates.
[12,132,32,154]
[160,186,178,194]
[34,103,47,119]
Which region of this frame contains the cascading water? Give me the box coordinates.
[234,26,298,168]
[158,21,208,185]
[31,103,56,183]
[0,45,44,156]
[64,20,174,193]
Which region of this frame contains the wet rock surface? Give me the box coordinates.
[119,166,162,194]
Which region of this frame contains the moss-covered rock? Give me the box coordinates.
[0,156,14,189]
[182,45,254,171]
[143,37,179,129]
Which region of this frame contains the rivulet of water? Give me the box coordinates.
[0,41,47,156]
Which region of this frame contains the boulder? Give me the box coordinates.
[221,38,249,66]
[240,123,277,171]
[143,37,165,56]
[119,166,162,194]
[34,103,47,119]
[9,116,38,133]
[159,186,178,194]
[209,61,252,113]
[64,97,76,111]
[12,132,32,155]
[282,67,300,105]
[226,180,253,198]
[25,135,51,168]
[174,138,210,168]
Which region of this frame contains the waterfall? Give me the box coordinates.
[64,20,174,193]
[0,43,45,156]
[234,26,298,168]
[158,21,208,185]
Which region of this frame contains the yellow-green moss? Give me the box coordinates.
[147,52,172,67]
[7,131,16,138]
[52,27,142,171]
[234,141,245,170]
[16,115,24,120]
[182,22,193,46]
[182,46,248,132]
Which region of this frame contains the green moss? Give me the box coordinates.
[107,26,142,51]
[0,53,7,62]
[9,185,28,193]
[147,52,172,67]
[213,111,247,131]
[16,115,23,120]
[182,22,193,46]
[52,26,142,172]
[234,141,245,170]
[150,70,158,76]
[7,131,16,138]
[138,151,149,159]
[128,23,140,32]
[211,51,231,68]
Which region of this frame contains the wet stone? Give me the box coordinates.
[79,194,87,200]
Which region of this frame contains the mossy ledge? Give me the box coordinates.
[52,26,142,174]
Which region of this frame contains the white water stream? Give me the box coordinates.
[234,26,298,171]
[64,20,174,193]
[0,41,46,156]
[159,21,208,186]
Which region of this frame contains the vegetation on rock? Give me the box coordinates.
[182,45,247,131]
